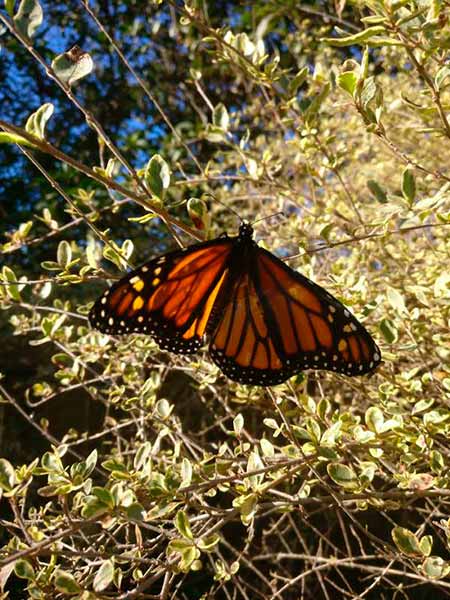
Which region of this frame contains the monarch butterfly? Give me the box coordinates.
[89,222,381,386]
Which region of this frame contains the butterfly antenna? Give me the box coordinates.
[251,211,286,226]
[204,194,243,223]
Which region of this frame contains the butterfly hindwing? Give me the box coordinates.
[209,245,381,385]
[209,270,289,385]
[89,240,232,354]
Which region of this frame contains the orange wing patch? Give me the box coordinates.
[211,274,284,378]
[253,248,381,377]
[89,241,232,354]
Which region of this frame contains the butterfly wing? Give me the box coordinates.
[89,239,232,354]
[209,245,381,385]
[209,268,287,385]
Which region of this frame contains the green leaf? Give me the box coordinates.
[54,570,81,594]
[260,438,274,457]
[392,527,422,556]
[2,266,21,301]
[145,154,171,200]
[180,458,192,487]
[198,534,220,552]
[134,442,152,471]
[337,71,358,96]
[25,103,54,140]
[0,132,35,147]
[205,125,227,143]
[360,46,370,79]
[57,240,72,268]
[359,77,377,108]
[365,407,384,434]
[435,66,450,90]
[102,459,128,473]
[126,502,146,521]
[85,244,98,269]
[430,450,444,473]
[402,167,416,203]
[233,413,244,436]
[359,461,376,486]
[0,459,16,491]
[51,46,93,86]
[155,398,171,419]
[419,535,433,557]
[187,198,210,231]
[84,449,98,476]
[322,26,386,47]
[212,103,230,131]
[93,559,114,592]
[304,82,331,123]
[102,241,131,271]
[387,287,407,314]
[167,538,194,553]
[41,261,61,271]
[247,451,264,491]
[327,463,358,489]
[232,493,258,526]
[321,420,342,446]
[180,546,200,572]
[379,318,398,344]
[13,0,43,39]
[41,451,63,473]
[422,556,450,579]
[5,0,15,17]
[14,559,35,580]
[92,487,114,509]
[81,496,110,519]
[289,66,308,95]
[175,510,194,540]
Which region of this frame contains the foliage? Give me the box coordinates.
[1,0,450,598]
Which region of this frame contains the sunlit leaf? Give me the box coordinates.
[14,0,43,39]
[52,45,93,86]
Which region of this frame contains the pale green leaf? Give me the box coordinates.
[14,0,43,39]
[233,413,244,436]
[337,71,358,96]
[93,559,114,592]
[322,26,386,47]
[387,287,407,314]
[365,406,384,434]
[145,154,171,200]
[392,527,422,556]
[25,103,54,140]
[54,570,81,594]
[0,459,16,491]
[422,556,450,579]
[402,167,416,203]
[175,510,194,540]
[14,559,35,580]
[327,463,358,489]
[57,240,72,268]
[213,103,229,131]
[52,46,93,86]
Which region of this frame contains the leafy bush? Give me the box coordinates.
[1,0,450,598]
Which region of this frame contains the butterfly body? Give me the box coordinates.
[89,223,381,385]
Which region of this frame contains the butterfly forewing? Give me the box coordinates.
[254,247,381,375]
[89,240,232,354]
